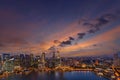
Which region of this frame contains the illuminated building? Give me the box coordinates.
[30,54,34,67]
[81,63,87,68]
[95,59,99,65]
[38,52,46,69]
[24,54,31,68]
[41,52,46,67]
[49,51,61,68]
[2,53,10,61]
[56,51,61,67]
[2,59,14,72]
[20,54,25,67]
[14,55,20,66]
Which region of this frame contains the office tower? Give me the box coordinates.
[2,59,14,72]
[14,55,20,66]
[47,52,56,68]
[2,53,10,61]
[30,54,34,66]
[38,52,46,69]
[20,54,25,67]
[56,51,61,66]
[41,52,46,68]
[24,54,31,68]
[51,51,61,68]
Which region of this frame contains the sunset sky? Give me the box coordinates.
[0,0,120,56]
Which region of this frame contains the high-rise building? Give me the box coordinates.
[30,54,34,66]
[41,52,46,68]
[47,52,56,68]
[24,54,31,68]
[20,54,25,67]
[14,55,20,66]
[41,53,45,62]
[50,51,61,68]
[56,51,61,66]
[2,59,14,72]
[38,52,46,69]
[2,53,10,61]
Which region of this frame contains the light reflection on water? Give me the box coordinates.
[2,71,109,80]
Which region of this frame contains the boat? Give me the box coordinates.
[97,72,104,76]
[111,75,116,79]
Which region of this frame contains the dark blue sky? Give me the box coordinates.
[0,0,120,56]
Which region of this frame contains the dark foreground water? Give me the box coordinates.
[3,71,109,80]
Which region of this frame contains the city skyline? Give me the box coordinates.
[0,0,120,57]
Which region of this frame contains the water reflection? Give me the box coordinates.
[4,71,109,80]
[37,71,65,80]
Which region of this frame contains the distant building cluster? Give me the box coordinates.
[0,51,120,80]
[0,51,61,72]
[0,51,119,75]
[113,52,120,67]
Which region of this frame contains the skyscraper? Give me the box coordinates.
[56,51,61,67]
[2,59,14,72]
[41,52,46,68]
[51,51,61,68]
[24,54,31,68]
[20,54,25,67]
[2,53,10,61]
[38,52,46,69]
[30,54,34,67]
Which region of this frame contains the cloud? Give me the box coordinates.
[78,19,87,24]
[53,40,61,44]
[83,12,119,34]
[77,33,86,39]
[48,46,56,51]
[93,44,97,47]
[56,24,120,57]
[60,40,72,47]
[47,21,86,48]
[57,37,75,47]
[87,29,96,33]
[0,8,50,51]
[67,25,120,50]
[95,13,115,26]
[49,11,119,50]
[48,10,120,55]
[69,37,75,40]
[83,23,93,27]
[59,37,75,46]
[1,6,119,55]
